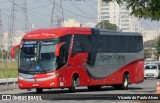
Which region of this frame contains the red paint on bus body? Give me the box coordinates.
[13,27,144,90]
[23,27,91,40]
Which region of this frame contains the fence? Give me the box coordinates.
[0,78,18,91]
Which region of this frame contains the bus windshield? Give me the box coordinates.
[19,39,58,74]
[145,65,157,70]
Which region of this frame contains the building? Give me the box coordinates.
[97,0,140,32]
[142,30,159,42]
[3,31,25,51]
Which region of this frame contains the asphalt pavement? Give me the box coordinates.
[0,78,159,103]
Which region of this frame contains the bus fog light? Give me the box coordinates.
[18,83,23,87]
[50,82,55,86]
[19,76,24,80]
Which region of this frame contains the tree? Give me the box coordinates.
[156,36,160,59]
[144,48,152,59]
[95,21,118,30]
[102,0,160,21]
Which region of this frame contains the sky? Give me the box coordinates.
[0,0,97,32]
[0,0,160,33]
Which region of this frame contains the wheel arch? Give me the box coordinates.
[71,71,79,77]
[72,73,79,79]
[70,72,79,86]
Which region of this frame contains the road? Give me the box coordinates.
[0,78,159,103]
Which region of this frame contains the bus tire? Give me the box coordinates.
[112,74,129,90]
[69,76,79,93]
[36,88,43,94]
[87,86,101,91]
[121,74,129,89]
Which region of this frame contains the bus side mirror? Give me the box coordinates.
[10,45,20,58]
[55,42,66,57]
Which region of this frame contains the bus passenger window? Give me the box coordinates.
[58,34,72,68]
[72,35,88,56]
[59,47,67,66]
[73,41,83,52]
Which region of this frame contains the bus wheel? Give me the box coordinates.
[88,86,101,91]
[36,88,43,94]
[112,74,129,90]
[121,74,129,89]
[69,76,79,93]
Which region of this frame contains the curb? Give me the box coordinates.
[0,78,18,91]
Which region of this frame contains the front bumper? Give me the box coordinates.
[18,77,60,89]
[144,73,158,78]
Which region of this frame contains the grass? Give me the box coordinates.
[0,61,18,79]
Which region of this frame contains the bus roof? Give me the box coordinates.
[23,27,142,40]
[23,27,91,40]
[92,28,142,36]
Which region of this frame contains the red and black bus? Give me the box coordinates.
[11,27,144,93]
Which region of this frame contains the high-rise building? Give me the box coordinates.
[98,0,140,32]
[3,31,25,51]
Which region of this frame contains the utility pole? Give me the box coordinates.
[23,0,29,32]
[0,10,3,49]
[9,0,15,51]
[59,0,64,27]
[0,9,6,77]
[50,0,64,28]
[50,0,55,28]
[0,10,4,64]
[50,0,55,27]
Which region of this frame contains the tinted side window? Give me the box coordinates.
[94,35,138,53]
[135,36,143,52]
[116,35,143,53]
[58,34,72,68]
[72,34,143,55]
[72,35,89,56]
[117,36,136,53]
[94,35,116,53]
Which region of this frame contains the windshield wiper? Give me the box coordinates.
[25,62,34,74]
[37,61,46,73]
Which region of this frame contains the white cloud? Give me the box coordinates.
[63,19,96,28]
[63,19,80,27]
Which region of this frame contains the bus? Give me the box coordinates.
[11,27,144,93]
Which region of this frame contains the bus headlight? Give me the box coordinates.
[47,73,60,79]
[18,73,34,80]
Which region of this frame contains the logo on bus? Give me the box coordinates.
[36,66,40,70]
